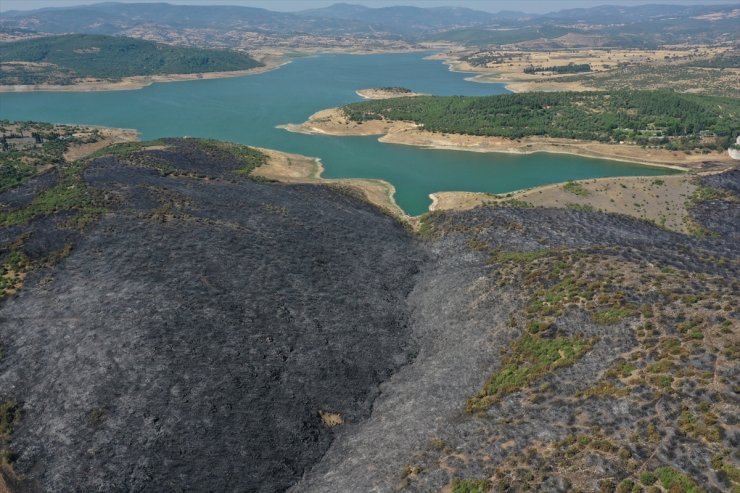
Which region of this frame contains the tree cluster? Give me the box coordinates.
[342,90,739,150]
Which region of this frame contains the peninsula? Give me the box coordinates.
[355,87,427,99]
[284,90,739,169]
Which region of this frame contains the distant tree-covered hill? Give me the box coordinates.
[342,90,740,150]
[0,2,737,46]
[0,34,263,85]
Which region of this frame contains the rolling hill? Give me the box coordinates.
[0,2,737,46]
[0,34,263,85]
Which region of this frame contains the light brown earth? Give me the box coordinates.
[63,127,140,161]
[355,88,427,100]
[282,107,733,169]
[428,46,738,95]
[430,172,716,234]
[252,147,409,221]
[431,46,733,78]
[503,80,592,93]
[281,108,738,225]
[278,107,418,136]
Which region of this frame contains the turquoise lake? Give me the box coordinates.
[0,52,677,215]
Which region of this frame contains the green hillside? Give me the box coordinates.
[0,34,263,85]
[342,90,740,151]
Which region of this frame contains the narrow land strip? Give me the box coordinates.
[0,57,289,93]
[251,147,409,221]
[281,107,734,169]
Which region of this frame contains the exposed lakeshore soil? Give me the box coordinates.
[253,147,409,221]
[0,57,288,93]
[280,107,738,226]
[281,107,733,170]
[355,88,427,100]
[278,107,418,136]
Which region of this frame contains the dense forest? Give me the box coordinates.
[342,90,740,150]
[0,34,262,85]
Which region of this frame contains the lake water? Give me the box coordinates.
[0,52,677,215]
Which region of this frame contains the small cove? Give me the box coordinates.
[0,52,677,215]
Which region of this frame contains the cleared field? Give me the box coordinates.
[434,46,740,97]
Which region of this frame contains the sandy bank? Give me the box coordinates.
[278,107,418,136]
[355,88,427,100]
[252,147,410,222]
[281,107,733,170]
[0,58,288,93]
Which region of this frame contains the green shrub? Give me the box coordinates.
[566,203,595,212]
[467,334,595,412]
[640,471,657,485]
[653,467,702,493]
[563,181,591,197]
[452,479,491,493]
[591,306,638,325]
[0,401,20,436]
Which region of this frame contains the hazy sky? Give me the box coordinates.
[1,0,738,13]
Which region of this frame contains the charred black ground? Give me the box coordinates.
[0,139,422,492]
[0,138,738,493]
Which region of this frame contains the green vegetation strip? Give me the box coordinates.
[0,401,20,437]
[0,164,103,228]
[563,181,590,197]
[452,479,491,493]
[466,334,595,413]
[685,185,734,208]
[342,90,739,150]
[88,140,166,159]
[490,249,554,264]
[194,139,268,175]
[652,467,703,493]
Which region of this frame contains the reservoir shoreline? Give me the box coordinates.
[281,107,734,171]
[0,57,291,93]
[0,52,691,216]
[0,48,433,93]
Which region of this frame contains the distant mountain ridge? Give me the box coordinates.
[0,2,737,45]
[0,1,501,36]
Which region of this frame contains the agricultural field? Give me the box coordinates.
[440,46,740,97]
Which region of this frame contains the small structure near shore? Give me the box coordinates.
[0,134,43,152]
